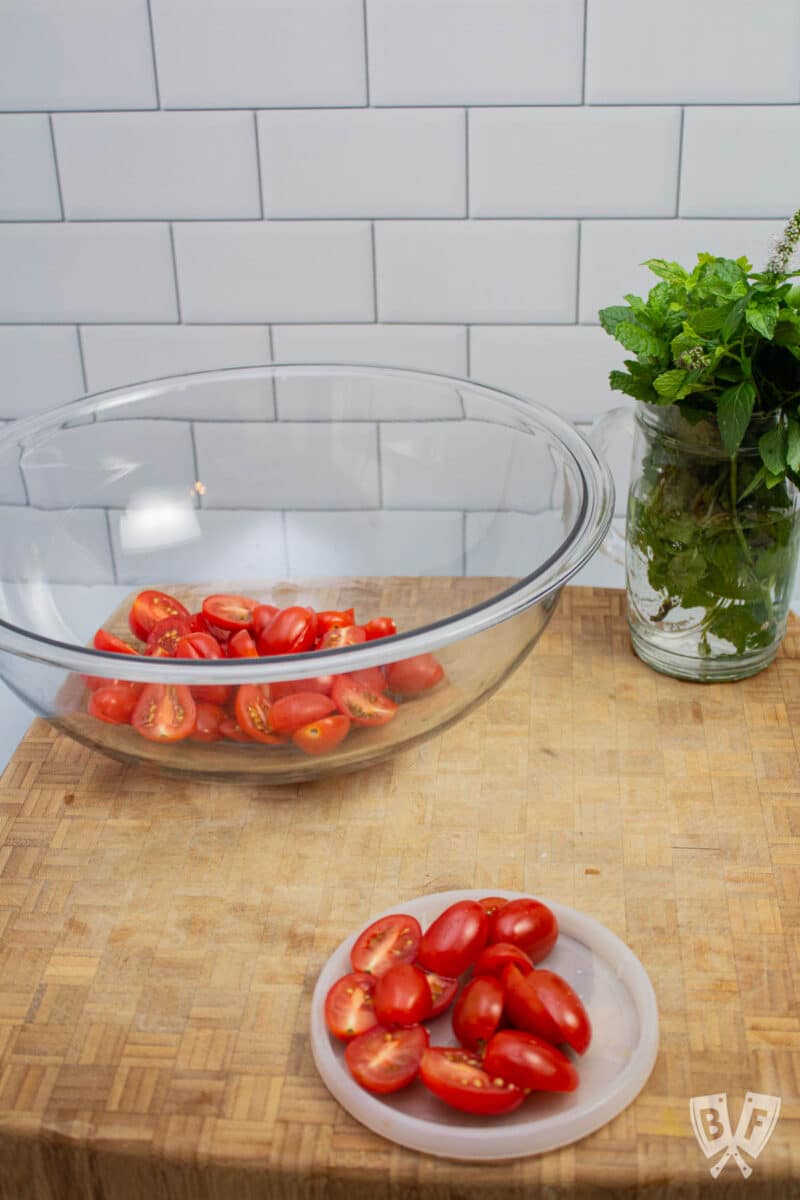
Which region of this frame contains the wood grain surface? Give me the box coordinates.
[0,586,798,1199]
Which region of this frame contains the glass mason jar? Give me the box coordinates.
[593,403,800,681]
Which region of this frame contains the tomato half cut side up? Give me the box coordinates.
[483,1030,579,1094]
[324,972,378,1042]
[145,616,192,658]
[292,715,350,756]
[131,685,196,743]
[319,625,367,650]
[93,629,139,656]
[422,970,459,1019]
[345,1024,428,1095]
[419,1047,525,1115]
[201,594,259,634]
[128,590,190,642]
[350,913,422,978]
[331,676,398,727]
[235,685,283,744]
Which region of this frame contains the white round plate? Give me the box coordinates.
[310,889,659,1162]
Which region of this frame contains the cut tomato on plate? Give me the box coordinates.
[350,913,422,978]
[422,969,458,1019]
[419,1047,525,1115]
[489,897,558,963]
[452,975,505,1053]
[324,971,378,1042]
[331,675,397,727]
[483,1030,579,1094]
[131,684,195,743]
[201,593,259,633]
[373,963,432,1028]
[478,896,508,919]
[501,963,563,1045]
[129,590,190,642]
[520,969,592,1055]
[292,714,350,756]
[417,900,488,978]
[345,1024,428,1095]
[473,941,534,980]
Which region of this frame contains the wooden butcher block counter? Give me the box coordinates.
[0,587,798,1199]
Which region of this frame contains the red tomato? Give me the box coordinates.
[252,604,280,638]
[235,685,283,744]
[331,676,398,727]
[84,674,140,693]
[345,1024,428,1095]
[258,607,317,656]
[145,615,192,658]
[418,1047,524,1115]
[128,590,190,642]
[417,900,489,978]
[363,617,397,641]
[316,609,355,636]
[228,629,258,658]
[188,611,212,635]
[190,702,225,743]
[478,896,508,918]
[88,684,139,725]
[270,676,335,700]
[268,692,338,735]
[319,625,367,650]
[489,898,558,963]
[473,942,534,980]
[501,964,562,1045]
[483,1030,579,1094]
[174,632,223,660]
[131,684,195,743]
[452,976,505,1053]
[349,666,387,694]
[422,970,459,1019]
[385,654,444,696]
[93,629,138,655]
[324,972,378,1042]
[220,715,251,743]
[292,715,350,755]
[201,593,259,634]
[520,970,591,1055]
[350,914,422,978]
[373,963,432,1028]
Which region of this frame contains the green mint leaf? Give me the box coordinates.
[721,297,748,341]
[598,305,631,335]
[608,370,658,403]
[787,418,800,472]
[745,297,780,339]
[653,368,695,401]
[758,424,788,475]
[717,380,756,454]
[615,321,663,359]
[689,308,727,335]
[644,259,689,284]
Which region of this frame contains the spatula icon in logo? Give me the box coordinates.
[690,1092,781,1179]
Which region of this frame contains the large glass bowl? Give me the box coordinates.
[0,365,613,783]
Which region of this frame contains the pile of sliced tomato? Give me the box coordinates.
[84,589,444,754]
[324,895,591,1112]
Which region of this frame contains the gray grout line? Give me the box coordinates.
[144,0,162,109]
[3,101,800,114]
[104,508,119,584]
[168,222,183,322]
[0,214,787,226]
[575,221,582,322]
[47,115,65,220]
[464,109,470,217]
[362,0,371,106]
[370,222,378,321]
[675,106,685,217]
[581,0,589,104]
[465,326,472,376]
[280,509,290,573]
[75,326,89,392]
[253,111,265,218]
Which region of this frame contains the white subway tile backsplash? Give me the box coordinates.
[470,108,681,218]
[151,0,366,108]
[579,220,783,325]
[0,507,114,584]
[0,427,26,504]
[286,511,463,577]
[367,0,583,106]
[22,420,196,509]
[465,511,567,578]
[0,116,61,220]
[376,222,577,323]
[193,422,380,509]
[0,327,84,419]
[54,113,260,221]
[110,508,286,585]
[0,225,178,324]
[174,223,374,323]
[0,0,156,111]
[272,325,467,375]
[680,109,800,218]
[586,0,800,104]
[470,325,629,423]
[258,109,465,218]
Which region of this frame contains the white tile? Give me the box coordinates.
[0,327,84,419]
[272,325,467,376]
[54,113,260,221]
[22,420,196,509]
[174,223,373,323]
[82,325,274,419]
[0,424,26,503]
[680,109,800,218]
[0,0,156,110]
[151,0,366,108]
[287,511,463,577]
[0,116,60,220]
[466,511,571,577]
[576,420,631,519]
[0,507,114,583]
[258,109,464,218]
[470,108,681,218]
[276,374,464,422]
[380,422,555,512]
[0,225,177,324]
[470,325,631,424]
[367,0,583,105]
[193,422,380,509]
[579,220,784,325]
[586,0,800,103]
[376,221,577,323]
[110,508,286,585]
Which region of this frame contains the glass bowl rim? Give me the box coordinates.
[0,362,614,682]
